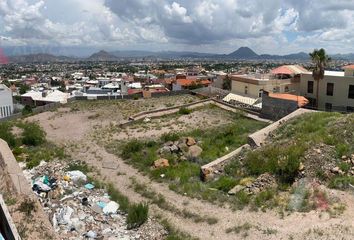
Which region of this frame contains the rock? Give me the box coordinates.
[201,167,214,182]
[170,145,179,153]
[186,137,196,146]
[178,143,189,154]
[299,162,305,171]
[342,155,347,160]
[187,145,203,158]
[143,117,151,123]
[159,146,171,155]
[164,141,174,147]
[331,167,340,174]
[315,149,322,154]
[153,159,170,169]
[228,185,245,195]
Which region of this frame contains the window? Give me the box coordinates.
[244,86,248,95]
[258,89,263,98]
[326,83,334,96]
[285,86,289,92]
[307,81,314,94]
[349,85,354,99]
[325,103,332,111]
[347,106,354,113]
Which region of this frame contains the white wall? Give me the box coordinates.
[0,85,14,119]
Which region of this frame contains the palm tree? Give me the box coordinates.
[309,48,331,109]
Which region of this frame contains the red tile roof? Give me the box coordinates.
[268,93,309,107]
[342,64,354,70]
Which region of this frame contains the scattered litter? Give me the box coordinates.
[84,230,97,239]
[84,183,95,190]
[97,201,107,209]
[103,201,119,215]
[23,160,165,239]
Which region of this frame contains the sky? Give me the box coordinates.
[0,0,354,55]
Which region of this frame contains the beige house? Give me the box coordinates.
[230,65,307,99]
[299,65,354,112]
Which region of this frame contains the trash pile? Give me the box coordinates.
[22,161,166,240]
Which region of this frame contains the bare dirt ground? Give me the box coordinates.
[27,96,354,240]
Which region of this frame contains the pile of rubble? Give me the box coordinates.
[154,137,203,168]
[21,161,167,240]
[228,173,277,195]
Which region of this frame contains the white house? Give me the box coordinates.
[0,84,14,119]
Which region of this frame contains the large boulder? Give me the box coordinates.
[187,145,203,158]
[186,137,196,146]
[153,159,170,169]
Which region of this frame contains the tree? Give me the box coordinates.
[222,75,231,90]
[309,49,331,109]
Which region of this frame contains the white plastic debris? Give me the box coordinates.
[57,206,74,225]
[85,230,97,239]
[66,170,87,183]
[103,201,119,215]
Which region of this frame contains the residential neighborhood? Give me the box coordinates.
[1,1,354,240]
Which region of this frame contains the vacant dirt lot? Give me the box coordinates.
[26,95,354,240]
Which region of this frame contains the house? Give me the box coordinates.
[230,65,307,99]
[299,65,354,112]
[21,90,70,107]
[0,84,14,119]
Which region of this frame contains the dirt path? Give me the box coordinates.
[67,141,354,240]
[28,104,354,240]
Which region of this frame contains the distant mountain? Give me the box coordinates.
[88,50,118,61]
[8,53,75,63]
[3,46,354,63]
[227,47,259,59]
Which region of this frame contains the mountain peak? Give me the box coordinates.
[228,47,258,59]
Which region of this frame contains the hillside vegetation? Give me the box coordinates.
[224,112,354,212]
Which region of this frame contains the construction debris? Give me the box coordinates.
[22,161,167,240]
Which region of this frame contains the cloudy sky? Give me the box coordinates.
[0,0,354,55]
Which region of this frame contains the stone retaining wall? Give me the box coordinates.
[0,139,32,195]
[200,144,250,181]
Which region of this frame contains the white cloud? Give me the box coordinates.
[0,0,354,54]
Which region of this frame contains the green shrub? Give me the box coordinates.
[126,203,149,229]
[107,183,130,213]
[178,107,191,115]
[22,105,33,116]
[121,139,144,159]
[18,198,36,216]
[232,191,251,210]
[253,189,277,209]
[21,122,46,146]
[210,176,237,193]
[329,176,354,190]
[67,162,91,174]
[0,122,16,148]
[245,144,303,184]
[161,132,180,142]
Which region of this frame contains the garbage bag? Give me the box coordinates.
[102,201,119,215]
[57,206,74,225]
[66,171,87,183]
